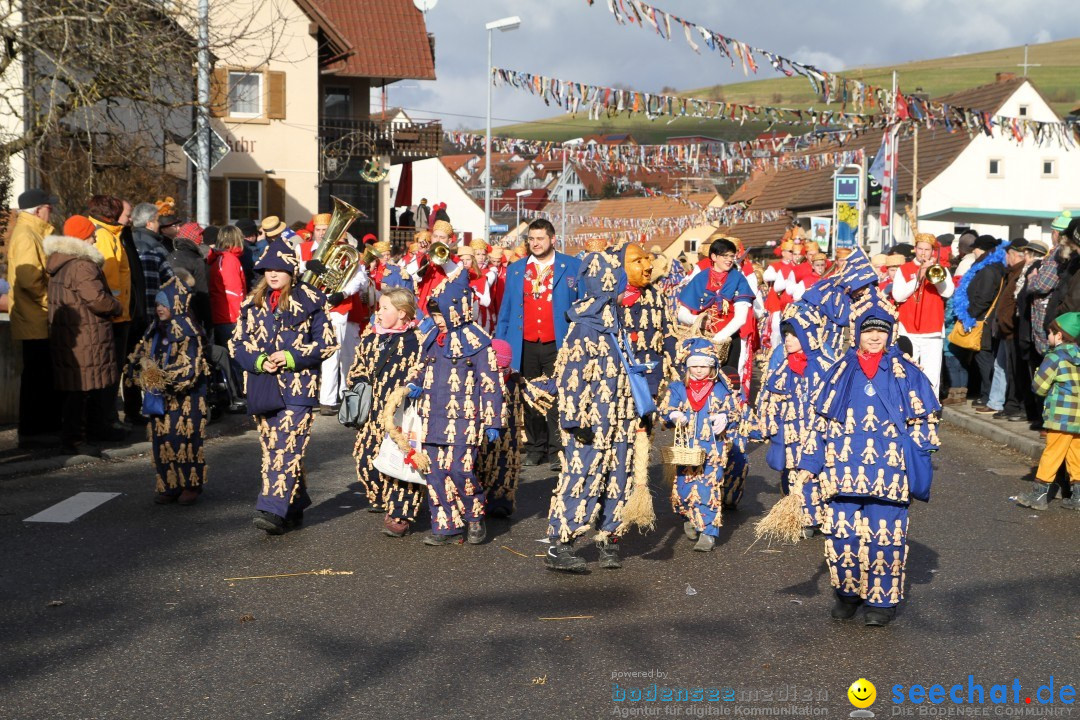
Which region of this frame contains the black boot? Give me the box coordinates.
[283,510,304,530]
[423,532,463,546]
[545,541,586,572]
[253,511,286,536]
[467,520,486,545]
[830,593,862,620]
[1014,481,1051,510]
[1063,483,1080,511]
[864,606,897,627]
[597,538,622,569]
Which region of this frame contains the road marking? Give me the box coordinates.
[24,492,122,523]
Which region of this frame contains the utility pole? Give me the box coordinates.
[1017,44,1041,77]
[196,0,210,226]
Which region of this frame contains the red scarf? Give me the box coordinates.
[857,350,884,379]
[787,350,808,376]
[620,285,642,307]
[268,289,281,311]
[687,378,713,412]
[436,331,447,347]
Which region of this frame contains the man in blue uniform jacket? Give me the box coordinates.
[495,219,581,470]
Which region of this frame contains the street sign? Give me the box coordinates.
[834,175,861,203]
[182,128,230,171]
[488,224,509,233]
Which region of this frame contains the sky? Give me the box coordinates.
[374,0,1079,132]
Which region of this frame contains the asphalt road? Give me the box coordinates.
[1,417,1078,720]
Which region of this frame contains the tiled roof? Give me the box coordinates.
[440,154,478,174]
[715,218,795,250]
[316,0,436,82]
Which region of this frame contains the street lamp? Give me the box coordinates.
[485,15,521,243]
[515,189,533,233]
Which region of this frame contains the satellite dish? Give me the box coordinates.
[413,0,437,13]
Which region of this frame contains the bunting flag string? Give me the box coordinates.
[492,67,1080,148]
[522,204,788,234]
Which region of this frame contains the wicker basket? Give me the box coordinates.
[662,422,706,466]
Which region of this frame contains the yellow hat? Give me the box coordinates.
[432,220,454,237]
[312,213,332,227]
[489,246,505,260]
[469,238,489,252]
[457,245,475,257]
[374,241,391,255]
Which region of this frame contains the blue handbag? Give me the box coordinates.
[142,336,167,417]
[616,332,656,417]
[246,372,286,416]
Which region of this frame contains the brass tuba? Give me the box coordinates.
[301,196,366,294]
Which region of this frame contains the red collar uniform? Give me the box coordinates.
[523,261,555,343]
[897,261,946,334]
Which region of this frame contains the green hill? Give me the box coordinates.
[494,37,1080,145]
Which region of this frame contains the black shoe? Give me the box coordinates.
[367,503,386,514]
[549,460,562,472]
[467,520,487,545]
[87,426,128,442]
[154,492,179,505]
[830,594,862,620]
[61,442,100,457]
[597,539,622,569]
[487,507,510,519]
[424,533,464,546]
[253,511,286,535]
[319,405,337,416]
[971,399,987,408]
[283,511,304,530]
[864,606,897,627]
[126,413,150,426]
[545,541,587,572]
[226,400,247,414]
[1006,414,1026,422]
[992,411,1009,420]
[523,453,544,467]
[17,433,59,449]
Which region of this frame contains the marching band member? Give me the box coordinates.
[407,220,461,316]
[230,239,338,535]
[892,232,954,398]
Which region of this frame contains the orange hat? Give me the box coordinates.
[835,247,853,260]
[811,253,828,263]
[313,213,332,228]
[64,215,97,240]
[914,232,938,249]
[780,240,794,252]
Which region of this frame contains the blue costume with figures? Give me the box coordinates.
[749,311,834,533]
[495,251,581,371]
[124,274,210,497]
[229,240,338,527]
[797,299,940,612]
[415,274,505,538]
[616,245,675,399]
[659,338,743,540]
[547,251,640,544]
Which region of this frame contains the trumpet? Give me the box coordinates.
[427,241,452,265]
[925,263,947,284]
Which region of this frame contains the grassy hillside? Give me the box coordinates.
[494,37,1080,144]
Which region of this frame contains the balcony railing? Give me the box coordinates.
[319,118,442,161]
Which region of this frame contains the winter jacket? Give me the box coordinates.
[6,211,55,340]
[122,226,147,327]
[1050,252,1080,324]
[90,216,132,323]
[1033,343,1080,434]
[166,237,212,333]
[994,263,1026,340]
[132,227,174,317]
[44,235,122,391]
[966,260,1006,351]
[207,246,246,324]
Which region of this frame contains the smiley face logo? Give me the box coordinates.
[848,678,876,709]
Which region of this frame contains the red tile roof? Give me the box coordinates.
[315,0,436,82]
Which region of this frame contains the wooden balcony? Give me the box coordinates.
[319,118,442,166]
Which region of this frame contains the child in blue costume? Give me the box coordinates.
[125,270,211,505]
[410,272,505,546]
[749,312,834,539]
[230,239,339,535]
[797,297,940,626]
[659,337,743,552]
[545,250,642,573]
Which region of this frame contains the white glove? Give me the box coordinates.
[669,411,688,426]
[709,413,728,437]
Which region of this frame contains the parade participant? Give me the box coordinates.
[406,220,461,316]
[660,338,742,552]
[488,245,509,320]
[793,253,831,297]
[892,230,954,398]
[408,274,504,546]
[1015,312,1080,511]
[796,298,940,626]
[229,239,338,535]
[496,218,581,470]
[799,247,884,361]
[457,244,500,333]
[677,237,755,396]
[346,287,425,534]
[545,249,647,573]
[125,271,210,505]
[750,313,832,539]
[762,238,797,348]
[618,243,672,399]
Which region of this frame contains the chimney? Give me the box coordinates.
[996,72,1017,83]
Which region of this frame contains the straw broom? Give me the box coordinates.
[621,426,656,532]
[754,470,809,544]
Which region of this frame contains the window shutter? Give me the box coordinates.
[267,71,286,119]
[266,178,286,219]
[210,177,227,224]
[210,68,228,118]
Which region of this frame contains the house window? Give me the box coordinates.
[228,71,262,118]
[228,179,262,223]
[988,158,1003,178]
[324,87,351,119]
[1042,159,1057,178]
[1019,105,1028,117]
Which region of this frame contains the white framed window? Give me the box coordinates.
[1019,104,1029,117]
[1042,159,1057,178]
[988,158,1003,178]
[228,179,262,223]
[228,71,263,118]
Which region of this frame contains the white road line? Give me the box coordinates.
[24,492,122,523]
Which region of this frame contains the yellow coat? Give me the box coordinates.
[5,211,54,340]
[90,217,131,323]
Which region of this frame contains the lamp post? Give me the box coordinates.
[485,16,521,244]
[515,189,533,234]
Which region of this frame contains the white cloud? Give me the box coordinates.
[791,47,847,72]
[1033,28,1053,43]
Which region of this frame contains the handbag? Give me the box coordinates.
[948,283,1004,351]
[372,401,426,485]
[338,339,394,428]
[616,331,657,417]
[142,390,166,418]
[245,372,285,416]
